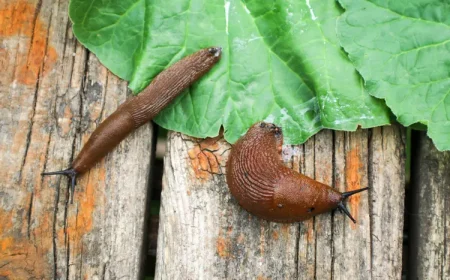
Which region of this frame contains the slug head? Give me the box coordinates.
[247,122,284,153]
[257,122,282,136]
[175,46,222,81]
[202,46,222,64]
[208,47,222,58]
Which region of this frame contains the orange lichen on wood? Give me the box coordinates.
[0,1,58,86]
[345,147,364,229]
[10,119,29,156]
[0,64,56,276]
[272,230,279,240]
[259,226,266,255]
[187,133,229,181]
[0,1,35,37]
[306,219,314,243]
[0,203,52,279]
[280,224,290,241]
[60,105,74,135]
[216,226,234,258]
[58,167,104,249]
[190,143,221,179]
[216,236,231,258]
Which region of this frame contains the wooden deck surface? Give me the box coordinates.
[0,0,153,279]
[409,132,450,280]
[0,1,449,280]
[157,127,405,279]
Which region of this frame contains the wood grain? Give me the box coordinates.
[156,126,405,279]
[0,0,153,279]
[409,132,450,280]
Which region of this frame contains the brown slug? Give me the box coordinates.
[42,47,222,202]
[226,122,368,223]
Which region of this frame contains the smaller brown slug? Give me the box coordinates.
[226,122,368,223]
[42,47,222,202]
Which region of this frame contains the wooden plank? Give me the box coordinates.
[409,132,450,280]
[368,127,405,279]
[156,126,405,279]
[0,0,153,279]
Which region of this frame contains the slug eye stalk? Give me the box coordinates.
[41,169,77,203]
[338,187,369,223]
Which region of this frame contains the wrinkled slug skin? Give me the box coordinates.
[73,47,222,172]
[226,122,343,222]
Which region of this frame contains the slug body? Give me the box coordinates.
[43,47,222,201]
[226,122,367,223]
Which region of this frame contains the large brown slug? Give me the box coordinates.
[226,122,368,223]
[42,47,222,202]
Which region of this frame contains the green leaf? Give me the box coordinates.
[70,0,390,144]
[337,0,450,151]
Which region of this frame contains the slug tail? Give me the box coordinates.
[338,187,369,223]
[41,168,78,204]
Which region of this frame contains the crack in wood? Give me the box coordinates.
[52,39,89,280]
[97,73,108,125]
[0,261,11,269]
[66,233,70,280]
[331,131,336,280]
[368,127,375,278]
[183,133,230,180]
[77,50,90,136]
[52,172,61,280]
[199,148,224,176]
[312,136,317,280]
[79,241,84,280]
[19,70,41,182]
[25,0,43,63]
[27,192,34,239]
[63,40,78,99]
[101,261,107,280]
[294,223,300,279]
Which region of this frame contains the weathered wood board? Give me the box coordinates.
[409,132,450,280]
[156,126,405,279]
[0,0,153,279]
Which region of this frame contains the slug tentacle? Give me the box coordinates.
[337,187,369,223]
[226,121,369,223]
[342,187,369,199]
[337,201,355,223]
[41,168,78,203]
